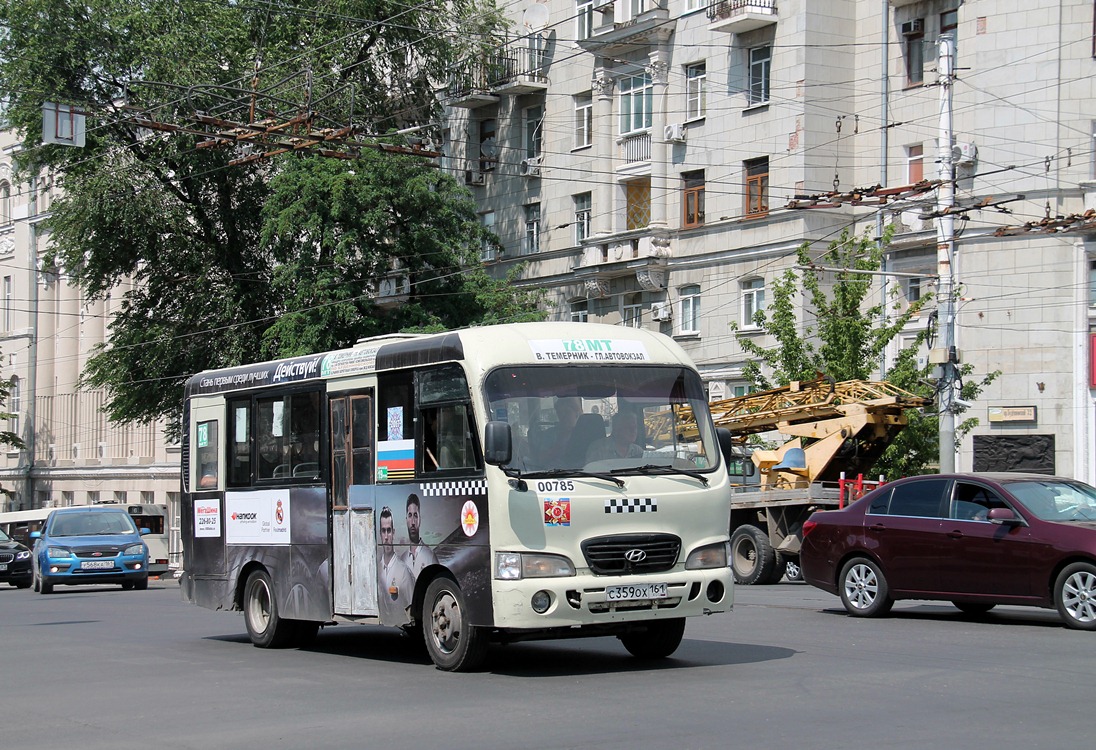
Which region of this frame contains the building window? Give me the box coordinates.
[732,384,755,398]
[0,182,9,225]
[679,285,701,334]
[523,203,541,255]
[685,62,706,120]
[904,20,925,86]
[1089,260,1096,306]
[7,375,18,441]
[622,293,643,328]
[684,0,705,11]
[742,278,766,328]
[87,490,99,504]
[479,119,497,172]
[3,275,11,331]
[619,73,653,134]
[745,157,769,218]
[570,300,588,322]
[907,144,924,183]
[748,46,771,106]
[577,0,594,40]
[906,276,922,305]
[524,105,543,159]
[625,178,651,230]
[480,211,497,262]
[574,93,592,149]
[574,193,592,244]
[114,490,128,504]
[940,9,958,33]
[682,171,705,229]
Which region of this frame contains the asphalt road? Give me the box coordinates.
[0,578,1086,750]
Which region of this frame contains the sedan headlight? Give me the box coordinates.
[495,552,576,580]
[124,544,147,556]
[16,550,30,561]
[685,541,730,570]
[47,547,73,559]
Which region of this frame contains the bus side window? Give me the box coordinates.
[228,400,251,486]
[423,404,476,471]
[196,420,219,489]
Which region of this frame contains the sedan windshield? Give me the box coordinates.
[1005,480,1096,521]
[484,365,719,475]
[49,512,139,537]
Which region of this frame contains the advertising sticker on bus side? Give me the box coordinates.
[529,339,650,363]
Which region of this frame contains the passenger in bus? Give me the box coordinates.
[401,493,438,578]
[531,396,586,467]
[586,410,644,462]
[377,506,414,624]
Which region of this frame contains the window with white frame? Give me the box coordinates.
[1089,259,1095,306]
[684,0,705,11]
[742,277,765,328]
[906,144,924,183]
[480,211,497,261]
[3,275,11,331]
[570,299,588,322]
[619,73,653,134]
[574,93,592,149]
[685,62,706,120]
[679,284,701,334]
[748,46,771,106]
[574,193,592,245]
[7,375,18,441]
[905,276,922,305]
[577,0,594,40]
[524,104,543,159]
[523,203,541,255]
[479,118,498,171]
[903,19,925,86]
[622,293,643,328]
[0,182,10,225]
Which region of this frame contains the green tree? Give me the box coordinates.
[0,0,529,436]
[732,227,996,476]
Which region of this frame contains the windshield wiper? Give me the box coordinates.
[518,468,626,488]
[610,464,709,487]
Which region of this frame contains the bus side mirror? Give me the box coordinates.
[483,421,513,466]
[716,428,755,478]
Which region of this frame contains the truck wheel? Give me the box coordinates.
[619,618,686,659]
[243,569,295,648]
[423,576,488,671]
[731,525,778,585]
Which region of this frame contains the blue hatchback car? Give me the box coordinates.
[31,506,151,593]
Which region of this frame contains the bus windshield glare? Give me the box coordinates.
[484,365,719,474]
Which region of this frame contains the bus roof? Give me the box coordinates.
[185,321,696,398]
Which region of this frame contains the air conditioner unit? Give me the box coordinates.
[664,123,686,143]
[900,18,923,36]
[651,301,673,322]
[519,157,542,177]
[464,170,485,186]
[952,141,978,166]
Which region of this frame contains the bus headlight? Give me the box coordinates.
[47,547,73,559]
[124,544,146,556]
[495,552,576,580]
[685,541,730,570]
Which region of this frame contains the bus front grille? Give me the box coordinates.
[580,533,681,575]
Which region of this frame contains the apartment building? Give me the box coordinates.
[439,0,1096,481]
[0,130,181,517]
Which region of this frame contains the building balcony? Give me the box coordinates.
[439,59,503,109]
[488,34,549,95]
[573,232,671,295]
[578,0,674,56]
[706,0,777,35]
[616,131,651,176]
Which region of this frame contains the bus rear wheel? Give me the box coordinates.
[423,576,488,672]
[243,569,296,648]
[619,618,686,659]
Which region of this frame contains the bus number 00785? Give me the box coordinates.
[536,480,575,493]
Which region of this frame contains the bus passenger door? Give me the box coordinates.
[331,392,378,616]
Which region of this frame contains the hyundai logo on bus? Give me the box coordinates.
[624,549,647,563]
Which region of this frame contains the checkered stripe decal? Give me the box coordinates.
[604,498,658,513]
[420,480,487,497]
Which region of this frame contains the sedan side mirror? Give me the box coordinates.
[988,507,1023,525]
[30,531,41,540]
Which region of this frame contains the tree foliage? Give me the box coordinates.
[0,0,534,436]
[732,227,997,476]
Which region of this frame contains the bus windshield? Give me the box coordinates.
[485,365,719,475]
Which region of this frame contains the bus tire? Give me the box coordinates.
[619,617,686,659]
[243,569,295,648]
[731,524,778,585]
[423,576,488,672]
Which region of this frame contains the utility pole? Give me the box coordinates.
[877,0,890,377]
[23,174,39,510]
[934,33,958,473]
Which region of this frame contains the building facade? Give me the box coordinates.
[0,130,181,539]
[439,0,1096,481]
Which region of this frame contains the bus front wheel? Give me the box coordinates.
[619,618,686,659]
[243,569,296,648]
[423,576,488,672]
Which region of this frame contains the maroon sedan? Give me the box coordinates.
[800,473,1096,629]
